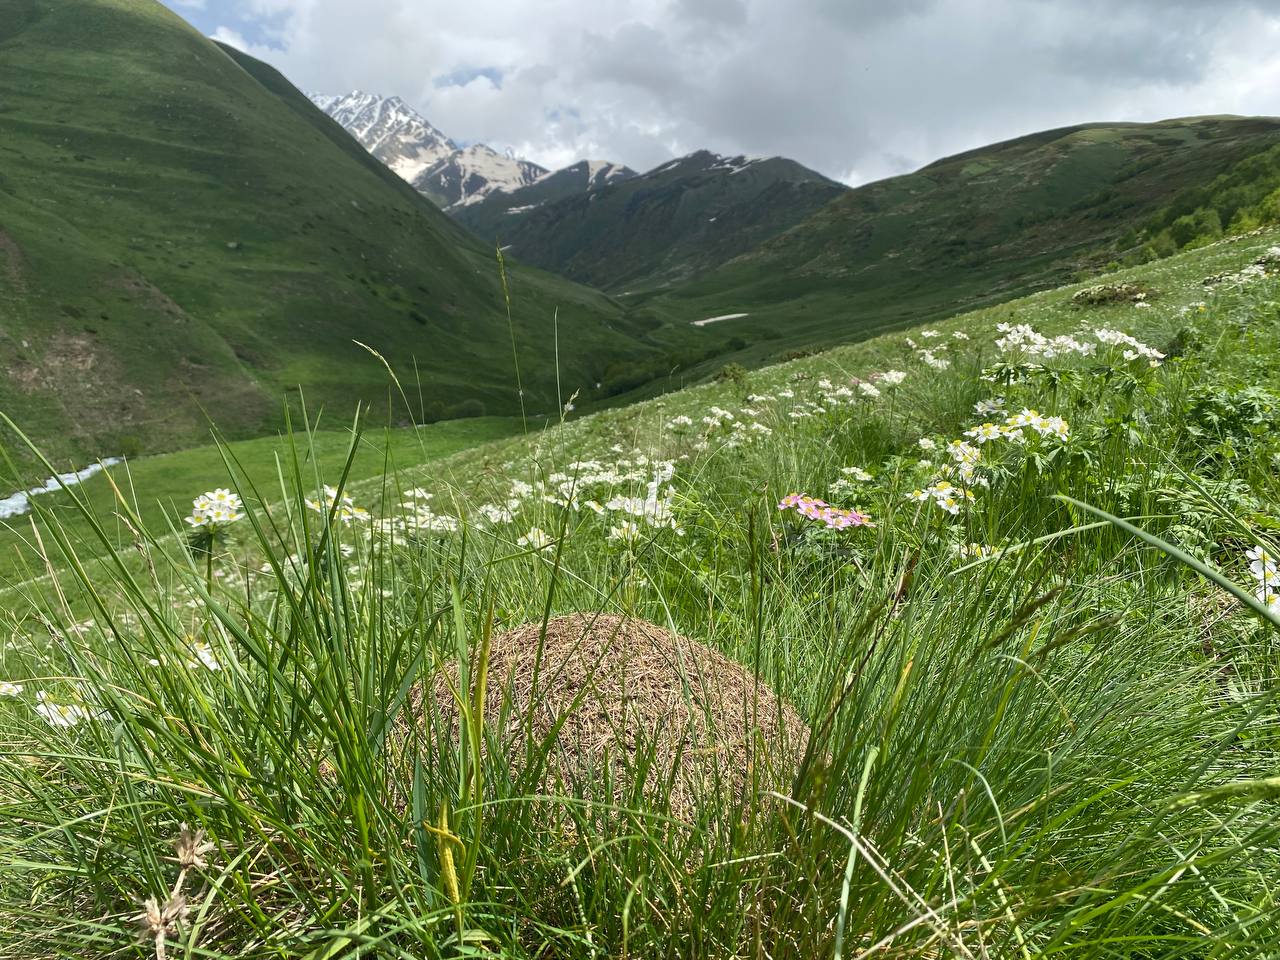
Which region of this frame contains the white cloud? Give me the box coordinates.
[198,0,1280,183]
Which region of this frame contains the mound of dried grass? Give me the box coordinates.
[428,613,808,821]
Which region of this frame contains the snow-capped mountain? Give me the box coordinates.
[412,144,548,208]
[311,90,643,210]
[309,91,455,183]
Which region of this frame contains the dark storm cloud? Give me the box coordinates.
[170,0,1280,183]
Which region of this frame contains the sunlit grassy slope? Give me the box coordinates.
[0,415,518,586]
[2,227,1279,956]
[0,0,651,465]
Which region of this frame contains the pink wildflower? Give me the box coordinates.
[779,492,874,530]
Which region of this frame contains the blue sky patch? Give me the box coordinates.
[160,0,286,51]
[433,66,505,90]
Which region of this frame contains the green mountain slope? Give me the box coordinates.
[0,0,651,465]
[637,117,1280,365]
[454,150,848,292]
[1113,138,1280,261]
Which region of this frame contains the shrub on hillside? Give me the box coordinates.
[445,398,486,419]
[1070,281,1155,306]
[713,362,749,394]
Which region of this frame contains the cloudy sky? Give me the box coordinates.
[162,0,1280,184]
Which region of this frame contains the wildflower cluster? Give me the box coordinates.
[390,488,460,534]
[907,479,975,515]
[829,465,873,499]
[1093,328,1166,367]
[185,489,243,530]
[33,691,105,728]
[1246,545,1280,614]
[306,485,370,525]
[906,331,962,370]
[956,542,1000,559]
[778,494,874,530]
[994,322,1165,368]
[1208,247,1280,288]
[910,406,1071,515]
[381,455,687,547]
[995,324,1097,360]
[966,407,1070,444]
[691,404,773,447]
[516,527,553,551]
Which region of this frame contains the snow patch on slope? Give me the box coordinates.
[692,313,750,327]
[0,459,124,519]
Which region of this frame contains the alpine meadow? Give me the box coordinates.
[3,1,1280,958]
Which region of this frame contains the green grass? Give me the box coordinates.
[1,227,1279,956]
[0,415,518,588]
[0,0,654,466]
[1121,138,1280,259]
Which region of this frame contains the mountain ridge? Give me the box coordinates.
[413,143,548,208]
[312,89,624,210]
[453,148,849,292]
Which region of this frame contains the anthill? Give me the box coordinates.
[424,613,809,823]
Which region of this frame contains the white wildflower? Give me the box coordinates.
[34,692,102,728]
[517,527,553,551]
[186,488,244,530]
[608,521,641,543]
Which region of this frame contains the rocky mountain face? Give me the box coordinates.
[309,91,455,182]
[311,91,550,208]
[412,144,548,208]
[310,91,648,211]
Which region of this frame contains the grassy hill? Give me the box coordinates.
[2,221,1279,955]
[633,117,1280,370]
[0,0,654,470]
[454,150,848,292]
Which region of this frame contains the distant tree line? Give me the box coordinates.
[1104,141,1280,268]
